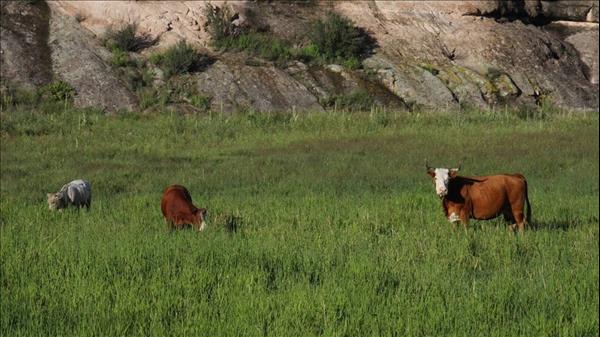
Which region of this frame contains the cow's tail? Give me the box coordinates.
[524,179,532,225]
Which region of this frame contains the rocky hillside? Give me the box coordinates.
[1,0,598,113]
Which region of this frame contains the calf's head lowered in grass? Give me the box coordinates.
[160,184,207,231]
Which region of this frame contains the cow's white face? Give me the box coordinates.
[434,168,451,197]
[427,167,458,198]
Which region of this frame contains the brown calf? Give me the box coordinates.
[427,164,532,231]
[160,185,207,231]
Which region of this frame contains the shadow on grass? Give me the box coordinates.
[448,215,597,232]
[528,215,598,231]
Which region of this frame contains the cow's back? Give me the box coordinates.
[60,179,91,207]
[461,174,527,219]
[463,174,526,191]
[67,180,91,202]
[161,185,197,221]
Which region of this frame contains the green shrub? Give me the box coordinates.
[160,40,198,78]
[103,24,137,52]
[137,89,155,110]
[148,52,163,65]
[39,80,75,103]
[342,56,361,70]
[110,49,135,68]
[294,43,320,63]
[137,76,212,111]
[190,94,212,111]
[0,82,39,110]
[260,38,292,63]
[103,23,155,52]
[215,32,295,66]
[122,68,155,91]
[309,12,376,65]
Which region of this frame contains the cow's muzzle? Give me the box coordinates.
[448,212,460,223]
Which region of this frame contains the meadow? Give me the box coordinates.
[1,106,598,337]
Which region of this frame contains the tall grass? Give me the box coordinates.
[1,108,598,336]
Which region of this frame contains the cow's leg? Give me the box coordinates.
[512,210,526,232]
[503,211,514,223]
[459,209,470,231]
[460,221,468,231]
[165,218,174,232]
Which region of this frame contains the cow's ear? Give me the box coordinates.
[449,169,459,178]
[427,169,435,178]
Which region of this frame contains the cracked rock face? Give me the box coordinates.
[335,0,598,110]
[2,0,598,112]
[0,1,53,89]
[48,7,138,112]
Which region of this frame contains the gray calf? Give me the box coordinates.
[47,179,92,210]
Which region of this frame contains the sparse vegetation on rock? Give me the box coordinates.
[204,4,375,70]
[309,12,376,67]
[103,23,155,53]
[203,3,242,44]
[158,40,200,79]
[39,80,76,103]
[1,79,75,110]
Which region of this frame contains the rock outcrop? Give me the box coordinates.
[1,0,598,112]
[1,1,53,89]
[48,8,137,111]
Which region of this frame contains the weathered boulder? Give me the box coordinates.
[545,21,599,84]
[0,1,53,88]
[335,1,598,110]
[193,57,323,113]
[540,1,598,23]
[47,5,138,112]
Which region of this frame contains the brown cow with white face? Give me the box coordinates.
[426,162,532,231]
[161,185,207,231]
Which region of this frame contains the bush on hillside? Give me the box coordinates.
[309,12,376,65]
[160,40,199,78]
[216,32,294,65]
[103,23,155,52]
[39,80,76,103]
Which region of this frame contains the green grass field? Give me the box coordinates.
[1,107,598,336]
